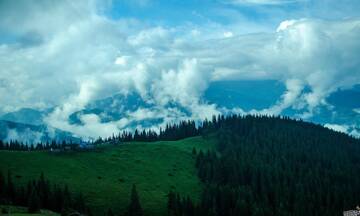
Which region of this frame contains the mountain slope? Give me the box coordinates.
[204,80,285,111]
[0,120,78,143]
[68,92,150,125]
[0,108,47,125]
[0,136,214,216]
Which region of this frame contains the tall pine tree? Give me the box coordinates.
[28,191,41,213]
[128,184,143,216]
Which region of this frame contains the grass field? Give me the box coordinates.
[0,136,214,215]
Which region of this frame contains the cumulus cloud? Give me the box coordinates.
[215,18,360,118]
[274,19,360,116]
[152,59,208,106]
[1,0,360,139]
[44,79,101,136]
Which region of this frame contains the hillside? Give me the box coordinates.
[0,108,46,125]
[0,136,214,215]
[1,115,360,216]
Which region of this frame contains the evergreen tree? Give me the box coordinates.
[128,184,143,216]
[74,193,86,213]
[167,191,177,216]
[0,170,4,198]
[28,191,41,213]
[0,170,87,215]
[6,170,15,202]
[107,208,115,216]
[192,147,197,155]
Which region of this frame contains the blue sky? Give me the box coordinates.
[0,0,360,138]
[105,0,360,29]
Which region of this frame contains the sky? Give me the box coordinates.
[0,0,360,139]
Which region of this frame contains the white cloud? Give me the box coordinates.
[5,128,43,143]
[114,56,128,66]
[223,31,234,38]
[349,129,360,138]
[324,123,360,138]
[259,79,304,115]
[46,79,100,125]
[152,58,208,106]
[128,108,158,121]
[276,20,296,32]
[324,123,349,134]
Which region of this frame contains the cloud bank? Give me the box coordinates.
[0,0,360,139]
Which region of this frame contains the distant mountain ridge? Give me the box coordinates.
[68,92,150,125]
[1,81,359,141]
[0,108,46,125]
[204,80,286,111]
[0,120,79,143]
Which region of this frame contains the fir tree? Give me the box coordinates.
[0,170,4,197]
[28,191,41,213]
[6,170,15,202]
[107,208,115,216]
[128,184,143,216]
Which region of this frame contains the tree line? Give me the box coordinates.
[0,170,146,216]
[0,120,199,151]
[96,120,199,144]
[0,170,89,215]
[0,140,80,151]
[0,168,152,216]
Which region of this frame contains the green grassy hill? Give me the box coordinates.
[0,136,214,215]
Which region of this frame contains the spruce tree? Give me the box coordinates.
[0,170,4,197]
[74,193,86,213]
[192,147,197,155]
[28,191,41,213]
[107,208,115,216]
[167,191,177,216]
[6,170,15,202]
[128,184,143,216]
